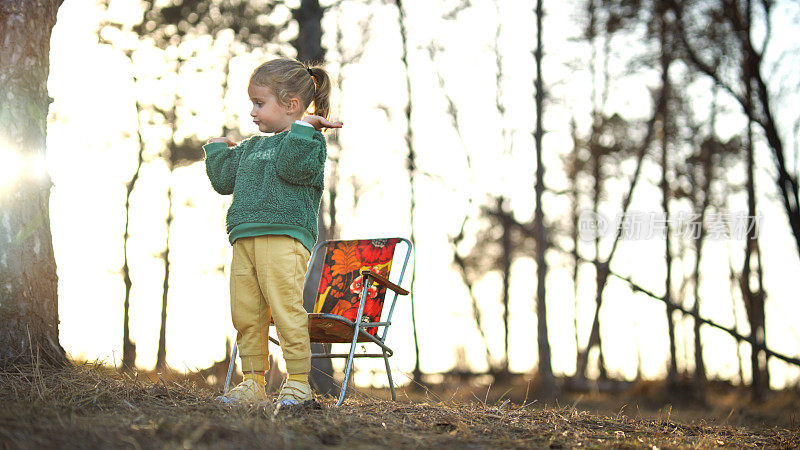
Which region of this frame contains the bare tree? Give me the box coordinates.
[120,93,146,371]
[683,82,735,385]
[575,99,665,382]
[453,197,536,375]
[668,0,800,261]
[655,0,679,384]
[573,0,670,383]
[533,0,555,393]
[434,0,520,376]
[393,0,423,386]
[665,0,780,399]
[426,36,495,370]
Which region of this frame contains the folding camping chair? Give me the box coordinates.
[224,237,412,406]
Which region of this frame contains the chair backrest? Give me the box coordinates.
[307,238,407,335]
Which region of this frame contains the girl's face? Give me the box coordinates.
[248,83,293,133]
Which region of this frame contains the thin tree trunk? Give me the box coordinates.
[741,0,768,400]
[728,256,746,385]
[394,0,422,386]
[533,0,555,393]
[689,80,721,386]
[493,1,512,376]
[660,126,677,384]
[568,119,582,361]
[657,4,678,384]
[156,185,173,371]
[155,69,184,371]
[754,219,768,388]
[690,164,710,385]
[121,93,145,372]
[577,0,613,380]
[494,198,513,376]
[742,112,767,399]
[0,0,66,367]
[590,156,607,380]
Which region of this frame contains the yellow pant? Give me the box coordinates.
[230,235,311,374]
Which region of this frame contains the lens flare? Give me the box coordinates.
[0,142,48,194]
[0,147,23,193]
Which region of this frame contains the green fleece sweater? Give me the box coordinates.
[203,122,326,251]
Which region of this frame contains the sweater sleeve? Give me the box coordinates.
[204,139,246,195]
[275,122,327,187]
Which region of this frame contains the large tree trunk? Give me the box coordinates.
[0,0,66,367]
[292,0,325,64]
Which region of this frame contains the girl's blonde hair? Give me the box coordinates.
[249,58,331,120]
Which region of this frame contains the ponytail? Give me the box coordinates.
[308,66,331,120]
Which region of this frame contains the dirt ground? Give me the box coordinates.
[1,363,798,449]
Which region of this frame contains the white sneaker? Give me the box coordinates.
[276,379,313,406]
[216,378,268,404]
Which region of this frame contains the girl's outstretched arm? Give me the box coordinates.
[208,137,238,146]
[301,115,343,131]
[204,137,247,195]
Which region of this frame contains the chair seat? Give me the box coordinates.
[308,313,372,343]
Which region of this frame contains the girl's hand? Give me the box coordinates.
[208,137,237,146]
[302,115,343,131]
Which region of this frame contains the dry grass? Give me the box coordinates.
[1,363,798,449]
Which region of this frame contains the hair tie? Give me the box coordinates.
[307,67,317,98]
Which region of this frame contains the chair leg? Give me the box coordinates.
[224,342,238,394]
[337,278,372,406]
[337,339,359,407]
[382,349,396,401]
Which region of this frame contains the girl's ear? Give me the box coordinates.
[285,97,301,115]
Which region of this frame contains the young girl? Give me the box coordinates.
[204,58,342,405]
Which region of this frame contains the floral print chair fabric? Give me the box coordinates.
[310,238,400,340]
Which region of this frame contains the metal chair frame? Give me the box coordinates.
[224,238,412,406]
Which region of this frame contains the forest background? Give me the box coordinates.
[3,0,800,404]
